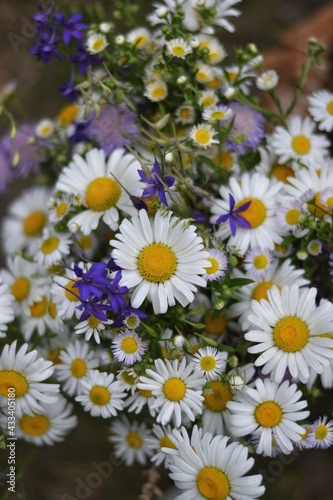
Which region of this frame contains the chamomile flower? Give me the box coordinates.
[166,38,192,58]
[127,28,151,48]
[32,228,72,268]
[72,231,98,259]
[210,172,283,255]
[144,80,168,102]
[35,119,55,138]
[109,416,153,466]
[308,89,333,132]
[76,369,126,418]
[275,198,308,237]
[195,63,214,84]
[245,284,333,383]
[198,90,218,108]
[295,424,315,450]
[51,265,85,320]
[202,104,232,122]
[124,386,156,416]
[111,330,147,365]
[243,246,275,279]
[86,33,109,54]
[227,378,309,456]
[192,347,228,381]
[307,239,323,256]
[175,105,196,124]
[110,209,210,314]
[202,248,228,282]
[55,340,99,396]
[256,142,295,183]
[138,357,205,427]
[168,432,265,500]
[56,148,143,234]
[311,416,333,449]
[198,35,227,64]
[116,368,139,394]
[147,424,176,466]
[320,186,333,210]
[256,70,279,90]
[20,291,64,341]
[1,186,51,255]
[0,283,14,337]
[190,123,218,149]
[74,314,113,344]
[48,194,72,224]
[0,341,59,417]
[270,116,329,168]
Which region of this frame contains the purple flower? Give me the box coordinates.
[59,78,81,103]
[330,253,333,280]
[29,30,61,63]
[69,121,91,144]
[138,161,175,206]
[54,13,88,44]
[69,43,102,75]
[226,102,265,154]
[113,302,148,328]
[216,193,251,236]
[32,2,54,31]
[73,262,110,301]
[77,297,113,322]
[108,271,129,313]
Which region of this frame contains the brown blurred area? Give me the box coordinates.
[1,1,333,499]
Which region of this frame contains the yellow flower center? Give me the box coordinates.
[92,38,105,52]
[121,370,137,385]
[121,336,139,354]
[236,197,266,228]
[194,129,211,145]
[40,124,52,136]
[204,380,232,412]
[89,385,111,405]
[202,96,215,107]
[138,388,153,398]
[0,370,29,397]
[273,316,309,352]
[65,279,80,302]
[138,243,177,283]
[251,282,275,302]
[57,103,79,126]
[196,467,230,500]
[326,101,333,115]
[210,111,226,120]
[205,257,219,275]
[159,435,176,449]
[151,86,167,100]
[126,315,138,328]
[315,424,328,440]
[255,401,283,427]
[56,202,68,217]
[126,431,142,449]
[300,426,310,440]
[196,70,211,83]
[70,359,87,378]
[163,378,186,402]
[77,235,94,250]
[204,313,227,336]
[253,255,268,270]
[309,192,332,219]
[29,296,48,317]
[271,163,294,183]
[325,196,333,208]
[41,236,60,255]
[285,208,300,225]
[47,347,62,365]
[85,177,121,212]
[227,71,238,82]
[133,35,147,47]
[172,46,186,56]
[87,315,100,329]
[179,107,192,120]
[20,414,50,435]
[218,150,233,170]
[12,277,30,301]
[207,76,220,89]
[48,300,57,319]
[291,135,311,155]
[23,211,46,237]
[200,356,217,372]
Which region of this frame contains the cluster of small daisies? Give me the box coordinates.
[1,1,333,498]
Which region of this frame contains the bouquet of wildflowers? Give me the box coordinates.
[1,0,333,498]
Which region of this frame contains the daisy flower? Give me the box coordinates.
[189,123,218,149]
[109,416,153,466]
[76,369,126,418]
[0,282,15,337]
[116,368,139,394]
[275,198,308,237]
[256,142,295,184]
[35,118,55,138]
[74,314,113,344]
[48,194,72,224]
[295,424,316,450]
[19,290,64,341]
[86,33,109,54]
[245,284,333,383]
[147,424,176,466]
[192,346,228,381]
[320,186,333,210]
[72,231,98,259]
[198,90,218,108]
[198,35,227,64]
[168,432,265,500]
[138,357,206,427]
[110,209,210,314]
[175,105,196,125]
[210,172,283,255]
[165,38,192,58]
[243,246,275,279]
[56,148,143,234]
[256,70,279,90]
[1,186,51,255]
[126,28,151,48]
[144,80,168,102]
[270,116,329,168]
[202,248,228,282]
[310,416,333,449]
[227,378,309,456]
[51,265,84,320]
[32,228,72,268]
[195,63,214,84]
[111,330,147,364]
[124,386,156,417]
[308,89,333,132]
[307,239,323,256]
[55,340,100,396]
[202,104,232,122]
[0,341,59,417]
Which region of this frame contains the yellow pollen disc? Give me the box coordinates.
[227,72,238,82]
[121,337,139,354]
[315,425,328,440]
[271,164,294,183]
[121,370,137,385]
[87,316,100,329]
[70,359,87,378]
[253,255,268,270]
[77,235,93,250]
[126,431,142,449]
[48,300,57,319]
[251,282,275,302]
[195,129,211,145]
[40,125,52,136]
[190,344,201,354]
[205,257,219,275]
[172,46,186,56]
[211,111,225,120]
[29,296,48,317]
[138,388,153,398]
[151,87,167,100]
[255,401,283,427]
[11,277,30,301]
[325,196,333,208]
[286,208,300,225]
[275,244,288,255]
[89,385,111,405]
[291,135,311,155]
[65,279,80,302]
[273,316,309,352]
[207,77,220,89]
[216,150,233,170]
[163,378,186,402]
[326,101,333,115]
[133,36,147,47]
[138,243,177,283]
[47,347,62,365]
[20,414,50,435]
[0,370,29,397]
[236,197,266,228]
[200,356,217,372]
[202,97,215,107]
[204,380,232,412]
[85,177,121,212]
[204,313,227,336]
[56,202,68,217]
[41,236,59,254]
[92,39,105,52]
[57,103,79,126]
[309,192,332,218]
[196,70,211,82]
[180,108,191,120]
[196,467,230,500]
[300,427,310,439]
[23,211,46,237]
[159,436,176,449]
[126,315,138,328]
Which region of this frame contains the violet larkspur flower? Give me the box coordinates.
[138,161,175,206]
[226,102,265,154]
[77,297,113,322]
[69,43,102,75]
[54,13,88,44]
[59,78,81,103]
[29,30,61,64]
[216,193,251,236]
[73,262,110,301]
[32,2,54,31]
[108,271,129,313]
[112,302,148,328]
